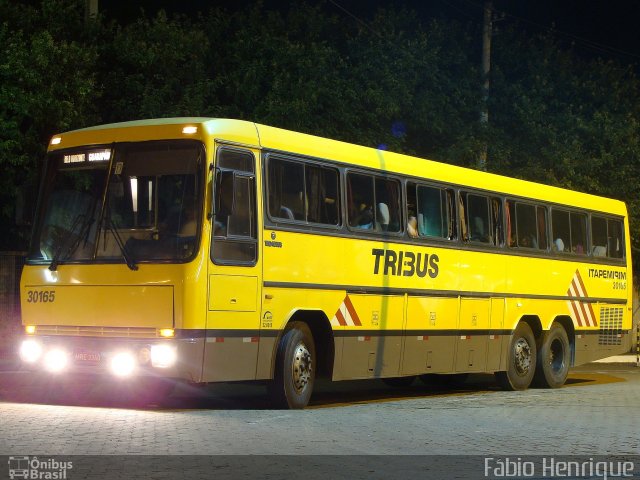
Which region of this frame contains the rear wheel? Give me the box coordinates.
[268,322,315,409]
[533,323,570,388]
[495,322,536,391]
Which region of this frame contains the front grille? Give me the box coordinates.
[34,325,159,338]
[599,307,624,346]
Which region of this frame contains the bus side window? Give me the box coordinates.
[347,173,375,229]
[406,182,419,238]
[515,203,537,248]
[506,200,516,247]
[306,164,340,226]
[268,158,304,221]
[466,193,490,244]
[551,209,570,253]
[537,206,548,250]
[608,218,624,258]
[408,183,455,241]
[374,177,401,232]
[591,216,607,256]
[445,189,456,240]
[570,212,587,255]
[458,192,468,242]
[491,197,504,246]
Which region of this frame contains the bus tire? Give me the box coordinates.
[495,322,536,391]
[533,323,570,388]
[269,322,315,409]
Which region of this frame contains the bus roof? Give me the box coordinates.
[49,117,626,215]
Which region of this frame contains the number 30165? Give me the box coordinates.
[26,290,55,303]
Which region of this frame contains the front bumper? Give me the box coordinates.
[18,335,204,382]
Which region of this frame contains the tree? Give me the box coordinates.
[489,26,640,262]
[98,10,219,122]
[1,0,640,266]
[0,0,100,248]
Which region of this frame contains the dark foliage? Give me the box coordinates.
[1,0,639,268]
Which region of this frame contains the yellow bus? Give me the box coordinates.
[20,118,632,408]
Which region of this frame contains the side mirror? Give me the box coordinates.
[213,169,236,216]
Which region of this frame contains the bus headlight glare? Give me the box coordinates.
[150,344,177,368]
[44,348,68,373]
[19,339,42,363]
[110,352,136,377]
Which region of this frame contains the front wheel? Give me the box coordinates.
[495,322,537,391]
[268,322,316,409]
[533,323,570,388]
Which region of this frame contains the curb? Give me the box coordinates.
[592,355,638,365]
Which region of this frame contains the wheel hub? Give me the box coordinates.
[513,338,532,375]
[291,343,312,394]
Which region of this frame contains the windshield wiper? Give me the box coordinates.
[49,213,95,271]
[105,217,138,271]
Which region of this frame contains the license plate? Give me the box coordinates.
[74,350,101,364]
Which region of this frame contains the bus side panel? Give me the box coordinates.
[574,303,631,365]
[486,297,505,372]
[402,297,457,375]
[256,286,346,380]
[338,294,404,379]
[456,298,490,372]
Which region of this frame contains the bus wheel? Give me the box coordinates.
[533,324,570,388]
[382,376,416,387]
[495,322,536,391]
[269,322,315,409]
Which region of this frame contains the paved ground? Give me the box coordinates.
[1,358,639,478]
[0,362,638,457]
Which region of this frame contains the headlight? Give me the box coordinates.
[110,352,136,377]
[19,339,42,363]
[44,348,68,373]
[150,344,177,368]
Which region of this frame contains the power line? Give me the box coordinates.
[326,0,383,38]
[458,0,640,61]
[329,0,640,63]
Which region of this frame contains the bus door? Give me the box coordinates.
[204,147,262,382]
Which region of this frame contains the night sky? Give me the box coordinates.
[98,0,640,65]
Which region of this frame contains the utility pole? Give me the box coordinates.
[85,0,98,25]
[478,0,492,171]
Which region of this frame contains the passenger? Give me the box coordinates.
[377,203,390,231]
[407,216,419,238]
[353,203,373,229]
[472,216,488,242]
[179,202,197,236]
[553,238,565,252]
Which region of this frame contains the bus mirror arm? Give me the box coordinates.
[212,167,222,217]
[212,169,236,217]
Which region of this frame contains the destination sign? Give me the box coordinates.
[63,149,111,164]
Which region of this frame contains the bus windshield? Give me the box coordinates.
[28,140,203,265]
